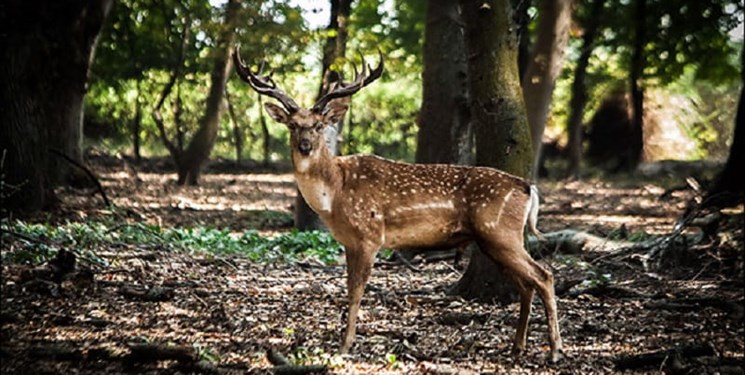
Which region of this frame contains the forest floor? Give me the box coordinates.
[1,157,743,374]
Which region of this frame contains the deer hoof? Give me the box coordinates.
[340,341,352,354]
[548,349,565,363]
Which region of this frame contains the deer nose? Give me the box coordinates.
[298,139,312,155]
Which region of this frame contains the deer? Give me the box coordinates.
[232,48,564,362]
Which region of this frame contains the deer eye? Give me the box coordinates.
[314,123,324,132]
[288,122,298,130]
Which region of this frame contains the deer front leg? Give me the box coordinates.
[340,242,378,353]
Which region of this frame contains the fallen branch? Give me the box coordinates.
[266,348,327,375]
[436,312,490,326]
[125,343,222,374]
[418,361,478,375]
[28,344,84,362]
[528,229,631,258]
[119,285,175,302]
[646,297,745,320]
[614,342,718,371]
[569,284,651,299]
[126,343,195,363]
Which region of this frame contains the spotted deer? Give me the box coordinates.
[233,49,563,362]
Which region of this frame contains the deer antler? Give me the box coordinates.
[312,50,384,113]
[233,46,300,113]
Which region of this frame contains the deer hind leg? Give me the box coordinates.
[479,236,563,362]
[340,241,378,353]
[513,280,534,354]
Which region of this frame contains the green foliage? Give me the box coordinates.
[343,74,421,161]
[1,220,343,266]
[385,353,399,367]
[555,255,612,288]
[84,0,426,162]
[547,0,742,158]
[193,342,221,363]
[83,0,742,165]
[86,0,311,159]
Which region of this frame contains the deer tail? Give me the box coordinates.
[527,185,544,240]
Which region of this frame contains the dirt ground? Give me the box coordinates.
[1,158,743,374]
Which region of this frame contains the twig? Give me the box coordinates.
[689,261,711,281]
[0,228,50,245]
[49,148,111,207]
[266,348,327,375]
[392,251,422,273]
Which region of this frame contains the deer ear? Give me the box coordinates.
[322,100,349,124]
[264,102,290,124]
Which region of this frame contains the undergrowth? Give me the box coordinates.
[0,220,344,266]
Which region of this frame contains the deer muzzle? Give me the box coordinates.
[298,139,312,156]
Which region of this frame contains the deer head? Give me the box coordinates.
[233,48,383,166]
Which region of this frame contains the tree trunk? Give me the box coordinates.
[132,79,143,163]
[257,94,271,167]
[295,0,352,230]
[0,0,112,212]
[705,50,745,207]
[454,0,534,303]
[566,0,605,179]
[415,0,472,165]
[522,0,573,180]
[179,0,240,185]
[514,0,532,81]
[627,0,646,172]
[225,86,243,166]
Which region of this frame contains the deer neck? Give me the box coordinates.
[292,145,341,216]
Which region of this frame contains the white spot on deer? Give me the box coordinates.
[394,201,455,214]
[492,189,514,228]
[296,158,311,173]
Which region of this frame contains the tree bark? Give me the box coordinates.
[224,86,243,166]
[295,0,352,230]
[566,0,605,179]
[415,0,472,165]
[522,0,573,180]
[454,0,534,303]
[132,79,143,163]
[257,94,271,167]
[627,0,646,172]
[0,0,112,212]
[178,0,240,185]
[705,49,745,207]
[514,0,532,81]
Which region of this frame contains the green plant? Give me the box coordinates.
[1,220,345,266]
[192,342,220,363]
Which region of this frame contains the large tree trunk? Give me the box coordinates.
[295,0,352,230]
[0,0,112,212]
[454,0,534,303]
[627,0,646,172]
[178,0,240,185]
[705,50,745,207]
[514,0,532,81]
[415,0,472,165]
[566,0,605,179]
[522,0,573,180]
